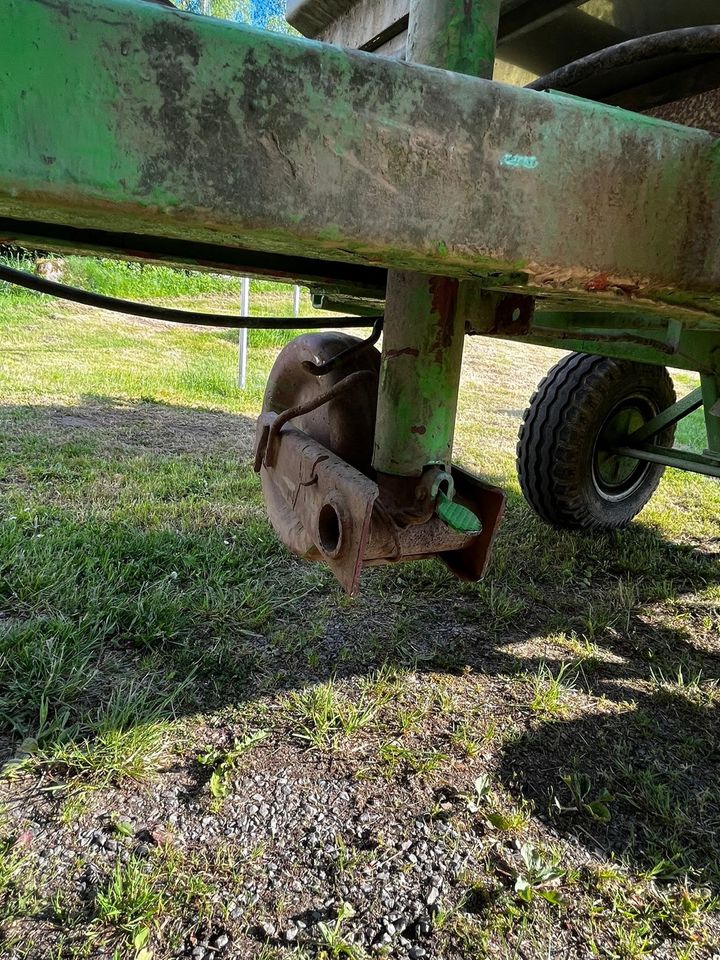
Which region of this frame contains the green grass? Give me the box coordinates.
[528,661,578,718]
[0,278,718,958]
[288,681,380,750]
[93,857,164,936]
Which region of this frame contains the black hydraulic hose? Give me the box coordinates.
[529,25,720,93]
[0,263,379,330]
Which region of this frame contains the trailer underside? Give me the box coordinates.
[2,0,720,591]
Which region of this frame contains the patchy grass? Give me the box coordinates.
[0,289,719,959]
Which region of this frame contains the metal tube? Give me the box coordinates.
[701,373,720,459]
[239,276,250,389]
[373,0,501,478]
[615,444,720,479]
[407,0,502,75]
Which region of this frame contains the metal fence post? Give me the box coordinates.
[238,276,249,389]
[293,284,300,318]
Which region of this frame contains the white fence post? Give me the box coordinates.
[238,277,249,390]
[293,284,301,318]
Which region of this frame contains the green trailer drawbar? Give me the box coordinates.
[2,0,720,593]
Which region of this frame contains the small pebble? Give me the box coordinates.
[260,921,276,939]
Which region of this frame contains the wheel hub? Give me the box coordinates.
[593,396,656,501]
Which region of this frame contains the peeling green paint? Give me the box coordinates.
[374,0,502,478]
[1,0,719,313]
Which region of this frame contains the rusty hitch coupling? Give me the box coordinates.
[254,364,505,596]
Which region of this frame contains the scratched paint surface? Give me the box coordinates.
[1,0,720,313]
[500,153,539,169]
[407,0,500,77]
[375,273,466,473]
[373,0,501,477]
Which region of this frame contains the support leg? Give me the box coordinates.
[373,0,502,488]
[256,0,506,593]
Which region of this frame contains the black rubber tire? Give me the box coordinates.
[517,354,676,530]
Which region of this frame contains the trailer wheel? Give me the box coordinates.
[517,354,676,530]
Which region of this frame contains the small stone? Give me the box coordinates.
[135,843,150,859]
[103,838,118,853]
[191,948,206,960]
[260,921,276,939]
[426,888,439,907]
[284,927,299,942]
[409,948,426,959]
[211,933,229,950]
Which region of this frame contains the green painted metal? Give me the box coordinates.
[605,383,720,479]
[3,0,720,317]
[373,0,501,478]
[700,374,720,458]
[470,300,720,481]
[373,272,467,474]
[626,387,704,445]
[615,445,720,479]
[469,307,720,374]
[407,0,500,77]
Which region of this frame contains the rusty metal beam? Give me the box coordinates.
[2,0,720,314]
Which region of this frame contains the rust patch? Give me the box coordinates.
[385,347,420,359]
[585,273,611,292]
[429,276,459,352]
[410,425,426,435]
[490,293,534,336]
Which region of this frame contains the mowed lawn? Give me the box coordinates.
[0,284,719,960]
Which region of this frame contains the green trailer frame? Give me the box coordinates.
[2,0,719,586]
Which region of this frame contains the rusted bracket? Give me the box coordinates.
[255,413,506,594]
[255,369,374,471]
[256,416,379,594]
[301,319,384,377]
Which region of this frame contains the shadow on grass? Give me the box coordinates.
[0,393,257,458]
[1,397,719,886]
